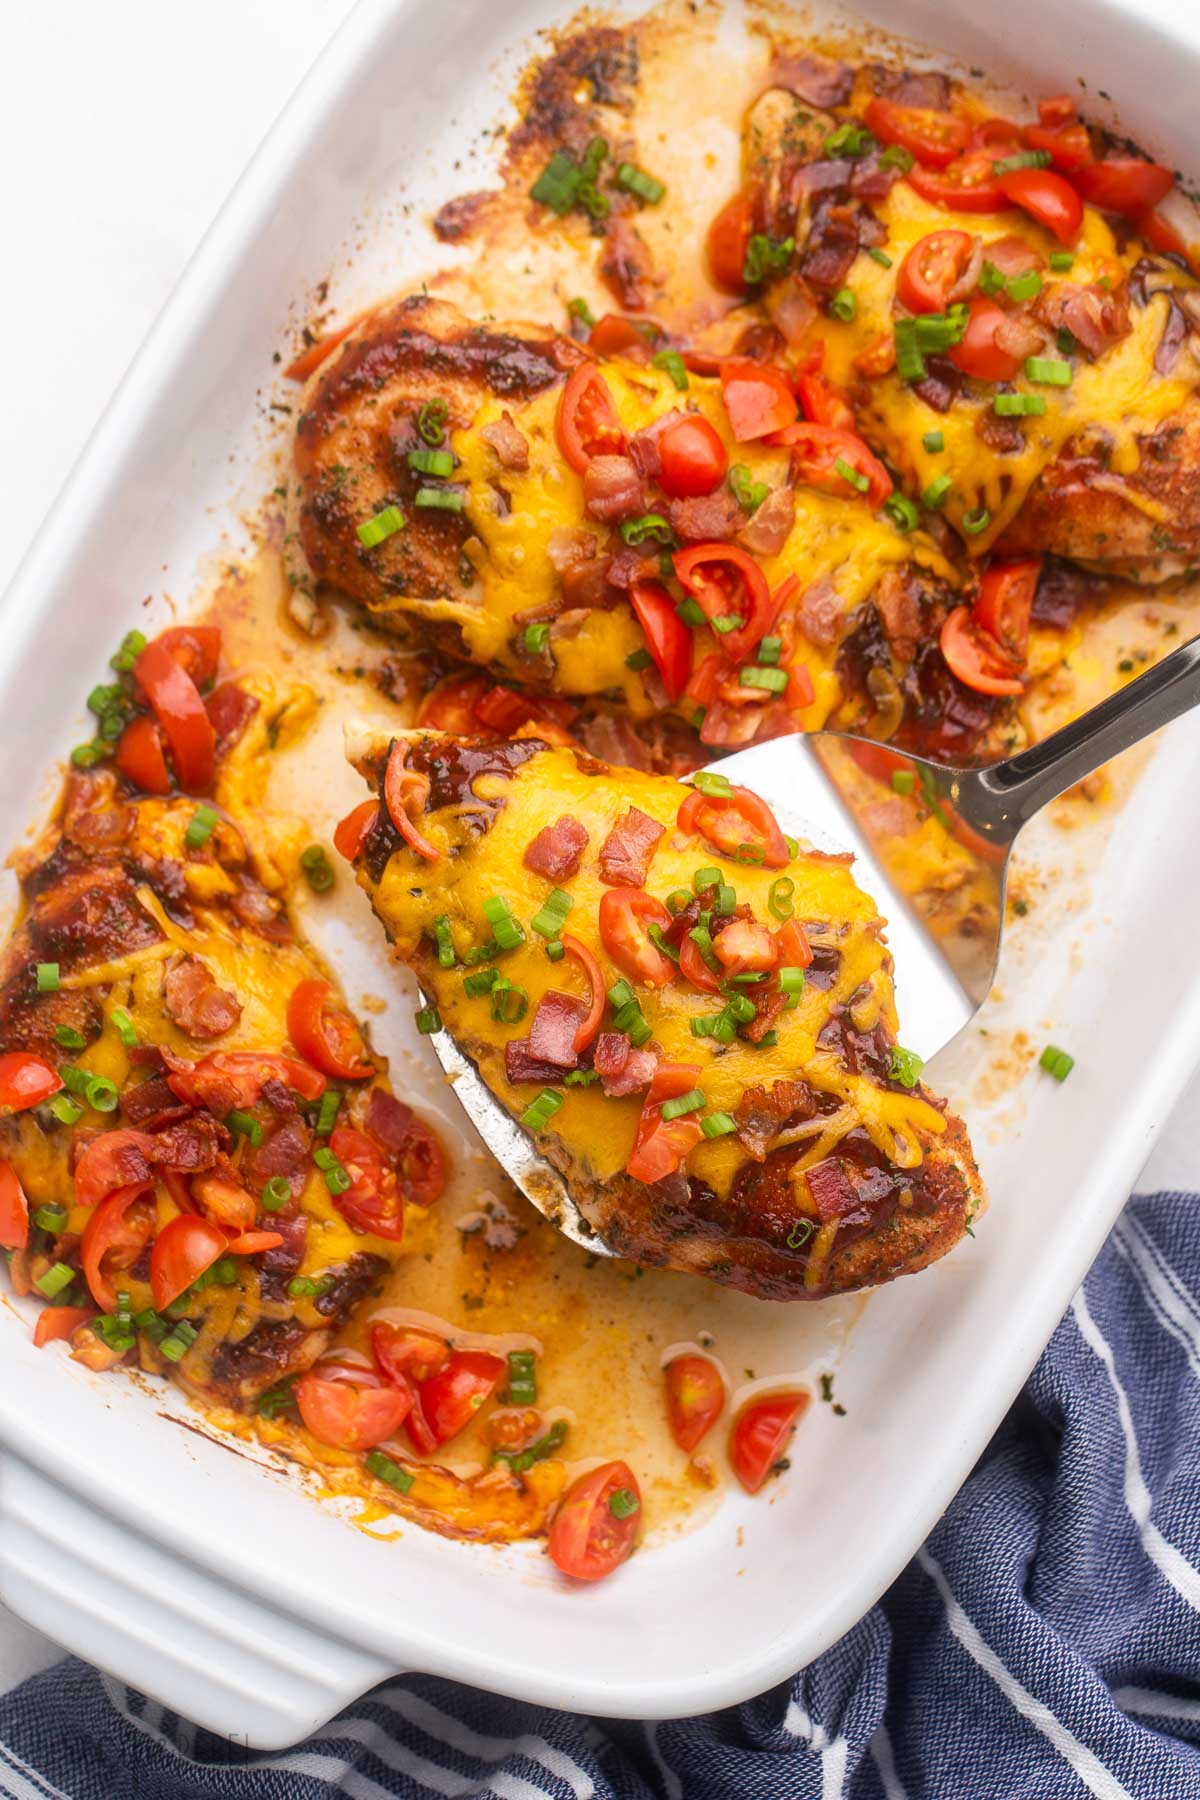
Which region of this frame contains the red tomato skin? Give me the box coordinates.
[80,1182,156,1312]
[548,1460,642,1581]
[973,559,1041,659]
[560,934,605,1051]
[416,673,491,733]
[997,168,1083,245]
[676,785,790,868]
[729,1391,809,1494]
[708,192,756,293]
[392,1117,448,1209]
[405,1349,505,1452]
[384,742,439,862]
[556,364,626,473]
[150,1213,227,1312]
[133,637,216,794]
[333,800,379,863]
[908,155,1010,214]
[152,625,222,689]
[33,1305,93,1348]
[628,579,692,702]
[371,1322,450,1388]
[897,230,975,314]
[297,1367,414,1451]
[330,1125,405,1241]
[0,1161,29,1251]
[678,934,721,994]
[115,715,171,795]
[948,298,1021,382]
[940,607,1026,697]
[664,1354,726,1452]
[0,1052,62,1114]
[672,543,775,665]
[796,372,854,432]
[657,416,728,498]
[588,314,654,356]
[769,422,893,510]
[597,888,676,988]
[719,361,796,441]
[1072,158,1174,218]
[287,978,372,1081]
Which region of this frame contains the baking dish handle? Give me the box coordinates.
[0,1449,395,1749]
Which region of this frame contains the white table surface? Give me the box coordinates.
[2,0,1198,1704]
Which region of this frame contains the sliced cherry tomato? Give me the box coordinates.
[283,312,365,382]
[33,1305,93,1348]
[587,313,654,355]
[673,543,775,665]
[997,167,1083,245]
[940,606,1025,697]
[393,1117,448,1209]
[0,1162,28,1250]
[796,371,854,432]
[150,1213,227,1311]
[115,715,171,795]
[164,1052,326,1113]
[598,889,676,988]
[720,361,796,441]
[729,1391,809,1494]
[708,191,756,293]
[678,934,721,994]
[628,579,692,702]
[224,1229,285,1255]
[973,559,1041,659]
[657,416,728,498]
[969,117,1023,153]
[560,933,605,1052]
[152,626,222,689]
[384,741,439,862]
[80,1182,156,1312]
[1136,209,1192,263]
[775,917,813,970]
[548,1460,641,1581]
[908,153,1009,214]
[405,1348,505,1453]
[713,918,778,974]
[768,422,893,510]
[287,978,372,1081]
[416,673,491,732]
[676,784,790,868]
[297,1365,413,1451]
[333,799,380,863]
[330,1125,404,1240]
[371,1322,450,1387]
[855,331,898,377]
[897,230,977,314]
[627,1063,704,1183]
[556,364,626,474]
[864,96,969,169]
[0,1052,62,1115]
[1023,97,1093,173]
[1072,158,1174,218]
[133,636,216,795]
[72,1128,159,1210]
[948,297,1022,382]
[664,1354,725,1452]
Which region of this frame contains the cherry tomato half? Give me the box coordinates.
[672,543,775,666]
[152,625,222,690]
[678,934,721,995]
[864,96,969,169]
[560,934,605,1052]
[626,1063,704,1184]
[587,314,655,356]
[897,230,977,314]
[392,1116,448,1209]
[405,1348,505,1454]
[133,635,216,795]
[416,673,491,733]
[720,361,797,441]
[556,364,626,474]
[150,1213,227,1311]
[729,1391,809,1494]
[628,579,693,703]
[371,1322,450,1387]
[948,297,1022,382]
[708,191,756,293]
[796,371,854,432]
[676,784,790,868]
[973,559,1041,660]
[384,741,439,862]
[768,422,893,510]
[115,715,171,795]
[997,167,1082,245]
[333,799,380,863]
[712,918,778,975]
[330,1125,405,1241]
[1072,157,1174,219]
[548,1460,642,1581]
[0,1161,29,1251]
[297,1365,414,1451]
[0,1052,62,1115]
[940,606,1026,697]
[664,1354,725,1452]
[657,415,728,499]
[908,153,1009,214]
[287,978,372,1081]
[1023,99,1094,174]
[33,1305,94,1349]
[598,889,676,988]
[80,1182,156,1313]
[164,1052,326,1114]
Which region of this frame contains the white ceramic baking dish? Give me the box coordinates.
[2,0,1199,1749]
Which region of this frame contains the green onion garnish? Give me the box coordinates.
[914,305,969,351]
[523,622,550,655]
[994,393,1047,416]
[834,456,869,493]
[185,804,219,849]
[666,888,692,914]
[615,162,665,205]
[961,507,991,536]
[489,978,529,1025]
[532,148,585,214]
[415,1005,442,1035]
[563,1067,599,1085]
[414,486,464,512]
[978,261,1005,297]
[612,996,653,1047]
[711,614,741,634]
[33,1204,68,1234]
[992,149,1052,175]
[729,465,768,512]
[417,398,448,445]
[493,1418,569,1474]
[227,1109,262,1146]
[256,1377,299,1418]
[660,1088,704,1121]
[1057,326,1076,356]
[483,894,526,951]
[692,867,721,893]
[567,296,597,329]
[356,505,406,549]
[544,940,565,963]
[110,1008,138,1047]
[922,430,944,454]
[70,743,106,769]
[1039,1043,1075,1082]
[299,844,335,893]
[892,769,916,795]
[625,647,653,672]
[531,888,574,939]
[608,978,636,1009]
[923,474,953,512]
[407,448,455,478]
[47,1093,83,1126]
[1025,356,1072,387]
[54,1025,85,1051]
[824,121,875,157]
[867,247,893,268]
[288,1274,334,1299]
[884,493,919,535]
[520,1089,563,1132]
[313,1144,351,1195]
[742,232,795,285]
[35,962,59,993]
[888,1044,924,1088]
[768,876,795,920]
[1006,269,1043,304]
[110,628,147,673]
[464,967,500,997]
[778,966,806,998]
[691,1011,735,1044]
[652,349,688,390]
[830,287,857,323]
[879,145,914,173]
[621,513,674,547]
[735,843,766,865]
[1049,250,1075,272]
[691,771,733,798]
[701,1112,738,1138]
[366,1449,415,1493]
[434,915,456,968]
[261,1176,292,1212]
[894,319,927,384]
[609,1486,640,1519]
[739,666,788,693]
[676,597,707,628]
[314,1089,341,1136]
[506,1349,537,1406]
[34,1262,76,1300]
[160,1321,199,1363]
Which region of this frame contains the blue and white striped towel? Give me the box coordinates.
[4,1188,1200,1800]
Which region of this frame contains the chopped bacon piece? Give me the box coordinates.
[504,1038,574,1085]
[605,543,661,590]
[737,486,795,557]
[594,1033,658,1097]
[592,1032,630,1078]
[1033,281,1131,359]
[546,526,598,571]
[523,815,589,880]
[120,1074,191,1130]
[598,807,665,887]
[205,682,259,752]
[528,993,589,1070]
[875,570,923,663]
[805,1156,861,1221]
[735,1080,816,1160]
[162,955,242,1041]
[666,489,743,544]
[260,1215,308,1277]
[744,987,788,1044]
[876,67,951,109]
[559,555,619,612]
[849,154,902,203]
[151,1114,228,1172]
[481,411,530,470]
[912,355,960,414]
[763,46,852,107]
[796,576,842,647]
[245,1118,313,1204]
[798,204,859,291]
[583,455,649,524]
[600,216,655,310]
[364,1087,415,1154]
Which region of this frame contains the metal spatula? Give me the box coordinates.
[425,635,1200,1253]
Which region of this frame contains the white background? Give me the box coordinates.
[1,0,1197,1702]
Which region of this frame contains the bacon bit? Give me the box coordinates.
[912,355,961,414]
[994,311,1046,360]
[1034,281,1131,358]
[875,570,923,663]
[245,1118,313,1204]
[796,576,842,647]
[504,1038,575,1086]
[600,216,656,310]
[734,1080,816,1160]
[523,815,589,880]
[849,154,902,203]
[605,543,661,590]
[976,409,1026,453]
[744,987,788,1044]
[876,67,952,109]
[559,554,618,612]
[162,955,242,1041]
[63,770,134,851]
[364,1087,415,1154]
[805,1157,861,1221]
[582,454,649,524]
[481,411,530,470]
[528,993,589,1070]
[798,204,859,292]
[598,806,666,887]
[667,489,743,544]
[205,682,259,752]
[791,159,853,203]
[764,274,819,347]
[150,1114,228,1172]
[120,1074,191,1131]
[593,1032,658,1096]
[546,527,598,571]
[983,234,1045,279]
[737,486,796,557]
[761,46,852,107]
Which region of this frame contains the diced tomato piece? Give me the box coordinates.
[673,543,776,665]
[287,978,372,1081]
[775,917,813,969]
[80,1182,156,1313]
[729,1391,809,1493]
[628,579,692,702]
[713,919,778,974]
[133,636,216,794]
[151,626,222,689]
[767,422,892,509]
[657,415,728,498]
[371,1322,450,1387]
[548,1460,641,1581]
[297,1364,414,1451]
[627,1061,704,1183]
[150,1213,227,1311]
[1072,158,1174,218]
[664,1354,725,1452]
[973,559,1041,660]
[115,715,171,795]
[796,371,854,432]
[720,361,796,441]
[556,364,626,474]
[948,297,1021,382]
[708,192,756,293]
[416,673,492,733]
[0,1052,62,1115]
[0,1162,29,1251]
[997,167,1083,245]
[384,741,439,861]
[391,1116,448,1209]
[333,800,379,863]
[940,606,1026,696]
[598,888,676,987]
[330,1126,405,1240]
[897,230,977,314]
[678,934,721,994]
[676,784,790,868]
[864,97,969,169]
[164,1052,325,1113]
[587,314,654,356]
[405,1348,505,1453]
[33,1305,94,1348]
[1023,99,1094,174]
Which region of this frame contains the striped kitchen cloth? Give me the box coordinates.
[3,1188,1200,1800]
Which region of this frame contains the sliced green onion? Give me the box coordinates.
[110,628,147,674]
[567,296,597,329]
[34,1261,76,1300]
[36,962,60,993]
[691,1010,734,1044]
[1025,356,1072,387]
[994,392,1047,416]
[185,804,219,849]
[784,834,799,861]
[530,888,574,939]
[1039,1043,1075,1082]
[729,465,768,512]
[227,1109,262,1146]
[545,939,566,963]
[366,1449,415,1493]
[110,1008,138,1048]
[701,1111,737,1138]
[256,1377,298,1418]
[161,1321,199,1363]
[992,148,1052,175]
[625,647,653,672]
[660,1088,704,1121]
[608,978,636,1010]
[1057,326,1076,356]
[879,145,914,173]
[417,398,448,445]
[834,456,869,493]
[54,1024,85,1051]
[891,768,916,796]
[888,1044,924,1088]
[33,1204,68,1235]
[483,894,526,951]
[914,305,968,352]
[407,448,455,478]
[734,843,766,865]
[612,998,653,1047]
[414,486,465,512]
[961,507,991,536]
[714,883,736,915]
[609,1486,640,1519]
[464,967,500,997]
[742,232,795,285]
[676,597,707,628]
[523,622,550,655]
[314,1089,341,1136]
[646,922,680,964]
[70,743,106,769]
[768,876,795,920]
[724,993,756,1024]
[506,1349,537,1406]
[621,512,674,547]
[1049,250,1075,272]
[520,1089,564,1132]
[313,1144,351,1195]
[85,1075,118,1113]
[778,967,806,1000]
[415,1005,442,1035]
[299,844,334,893]
[922,473,953,512]
[894,318,927,383]
[829,287,857,323]
[711,613,741,634]
[493,1418,569,1473]
[261,1176,292,1212]
[288,1274,334,1299]
[922,430,944,454]
[356,505,406,549]
[739,666,788,693]
[615,161,665,204]
[824,121,875,157]
[531,148,582,215]
[95,1314,135,1353]
[1006,269,1043,304]
[978,261,1005,297]
[666,888,692,914]
[753,1029,779,1048]
[47,1093,83,1126]
[652,348,688,390]
[489,978,529,1025]
[688,924,719,972]
[692,866,721,893]
[691,771,733,798]
[434,914,456,968]
[867,247,893,268]
[884,493,919,535]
